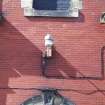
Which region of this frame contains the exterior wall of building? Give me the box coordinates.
[0,0,105,105]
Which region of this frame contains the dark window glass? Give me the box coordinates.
[33,0,57,10]
[33,0,70,10]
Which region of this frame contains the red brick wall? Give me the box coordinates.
[0,0,105,105]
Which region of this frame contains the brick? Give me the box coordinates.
[0,0,105,105]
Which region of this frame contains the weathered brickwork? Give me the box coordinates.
[0,0,105,105]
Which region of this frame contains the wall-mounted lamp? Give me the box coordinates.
[44,33,54,58]
[100,12,105,23]
[41,34,54,76]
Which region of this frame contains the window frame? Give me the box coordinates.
[21,0,82,17]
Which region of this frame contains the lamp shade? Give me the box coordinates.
[44,34,54,47]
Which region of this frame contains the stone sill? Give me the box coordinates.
[23,8,79,17]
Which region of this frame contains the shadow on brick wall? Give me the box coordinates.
[0,19,42,104]
[41,47,105,80]
[0,18,104,104]
[41,48,77,79]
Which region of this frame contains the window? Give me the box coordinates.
[21,0,82,17]
[20,89,75,105]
